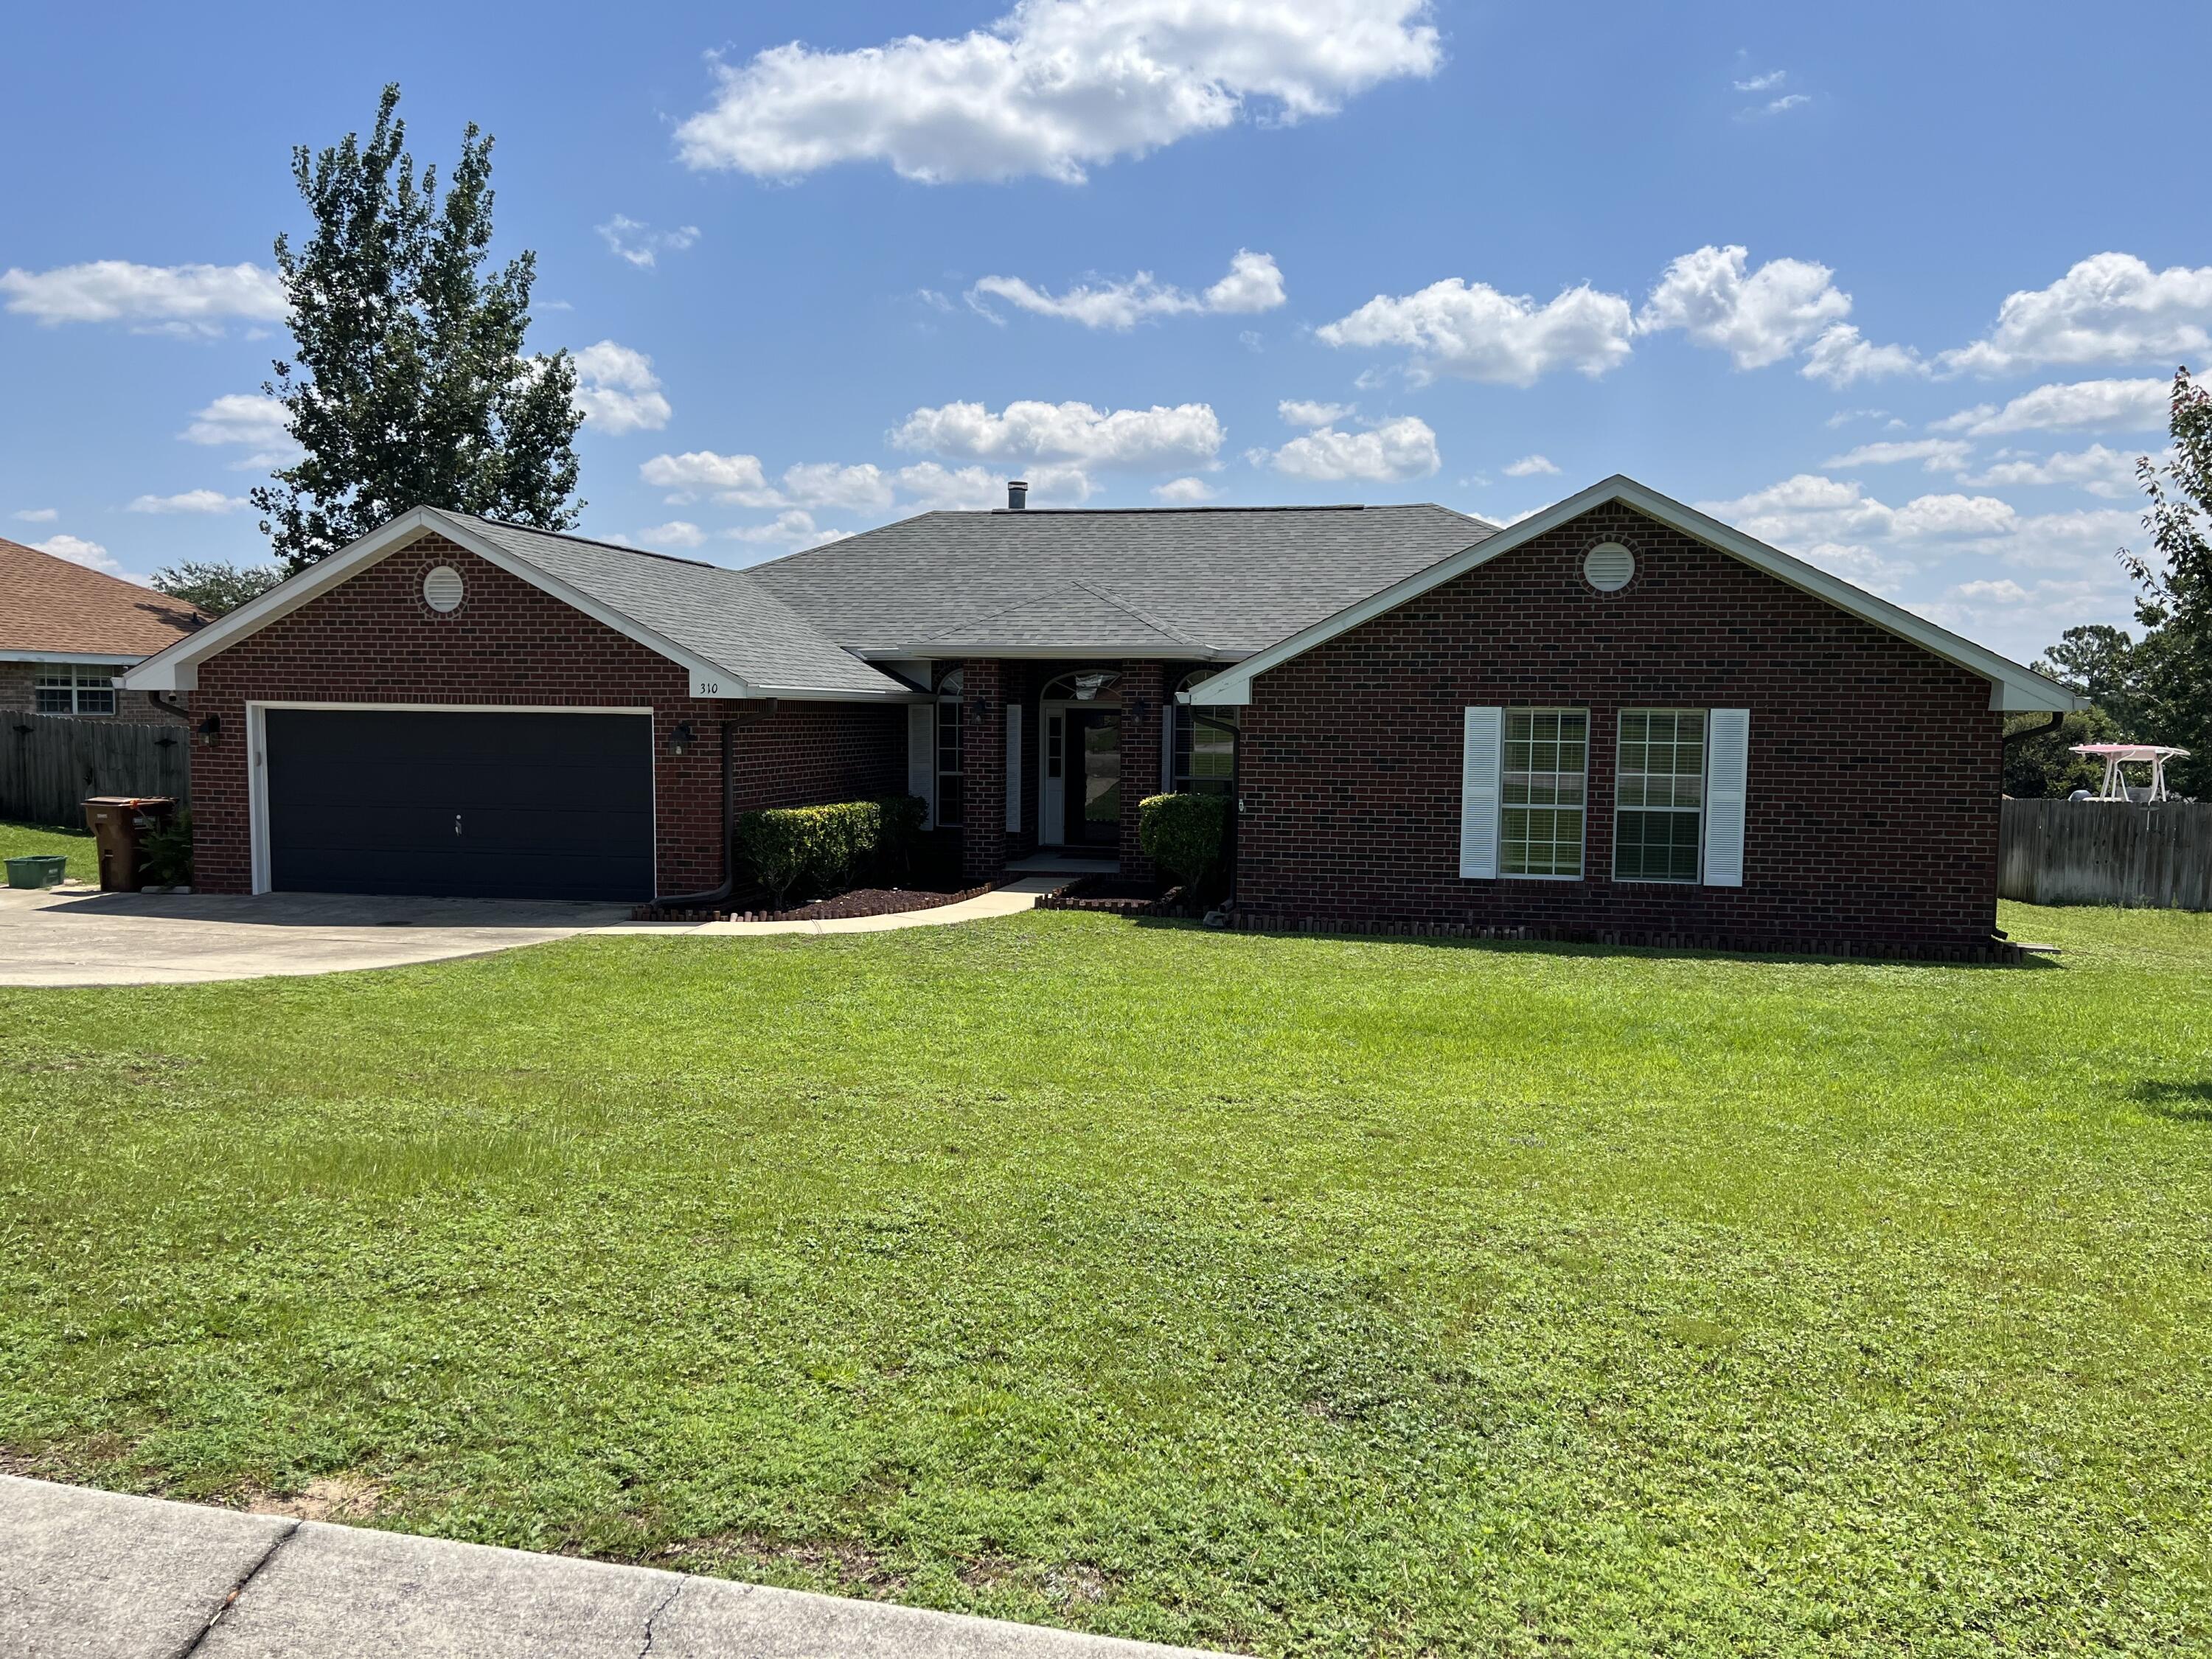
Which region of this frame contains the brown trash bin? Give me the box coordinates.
[82,796,176,893]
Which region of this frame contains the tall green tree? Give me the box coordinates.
[150,560,286,616]
[2114,366,2212,794]
[252,84,583,572]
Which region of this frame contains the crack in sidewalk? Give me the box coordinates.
[173,1518,299,1659]
[637,1576,686,1658]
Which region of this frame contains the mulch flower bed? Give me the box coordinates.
[630,883,993,925]
[1035,874,1187,917]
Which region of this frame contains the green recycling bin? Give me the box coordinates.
[5,855,69,889]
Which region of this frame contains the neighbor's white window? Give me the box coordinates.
[1615,709,1705,883]
[1501,708,1587,877]
[34,665,119,716]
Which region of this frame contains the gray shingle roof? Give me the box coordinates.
[434,512,911,698]
[748,504,1497,657]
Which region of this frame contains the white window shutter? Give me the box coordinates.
[1005,704,1023,832]
[1459,706,1503,879]
[1704,708,1750,886]
[908,703,936,830]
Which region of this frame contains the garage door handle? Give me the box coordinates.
[453,813,463,837]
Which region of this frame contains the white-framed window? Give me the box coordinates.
[1614,709,1705,883]
[934,665,964,827]
[1172,669,1237,795]
[34,665,119,717]
[1501,707,1587,878]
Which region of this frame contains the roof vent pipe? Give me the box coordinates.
[1006,479,1028,510]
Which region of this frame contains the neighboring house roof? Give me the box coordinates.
[120,509,915,701]
[1183,476,2082,714]
[748,504,1498,658]
[0,535,204,661]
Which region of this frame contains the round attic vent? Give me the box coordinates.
[1582,541,1635,592]
[422,566,465,613]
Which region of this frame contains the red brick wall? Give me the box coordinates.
[1234,504,2004,953]
[959,658,1006,881]
[188,532,903,895]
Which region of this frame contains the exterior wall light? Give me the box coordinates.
[669,721,695,756]
[196,714,222,748]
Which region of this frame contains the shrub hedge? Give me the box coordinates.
[1138,792,1232,896]
[734,796,927,908]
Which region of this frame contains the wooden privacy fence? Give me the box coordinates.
[1999,797,2212,911]
[0,716,190,827]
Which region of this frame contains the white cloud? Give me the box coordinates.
[32,534,120,573]
[1152,476,1217,502]
[0,260,285,335]
[1961,443,2148,499]
[1264,415,1439,482]
[1752,93,1810,116]
[1733,69,1787,92]
[1938,253,2212,376]
[894,463,1006,512]
[1638,245,1852,370]
[572,341,672,434]
[639,450,768,498]
[778,462,897,512]
[594,216,700,270]
[127,489,248,515]
[1931,376,2171,437]
[635,520,707,549]
[178,393,302,467]
[1697,474,1899,546]
[891,398,1223,469]
[1801,324,1927,387]
[1890,493,2018,538]
[1503,453,1559,477]
[1795,540,1915,597]
[1318,277,1635,386]
[896,462,1094,509]
[1820,438,1972,473]
[1278,399,1354,428]
[723,509,849,550]
[674,0,1443,184]
[12,507,58,523]
[967,248,1284,329]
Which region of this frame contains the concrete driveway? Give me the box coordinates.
[0,884,634,987]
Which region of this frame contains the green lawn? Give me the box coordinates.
[0,817,96,883]
[2,905,2209,1655]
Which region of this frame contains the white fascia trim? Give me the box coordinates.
[119,506,769,700]
[745,683,933,703]
[1178,475,2084,714]
[0,649,150,666]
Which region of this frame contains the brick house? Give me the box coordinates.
[121,476,2076,951]
[1,536,205,725]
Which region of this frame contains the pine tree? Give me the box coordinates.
[252,85,583,571]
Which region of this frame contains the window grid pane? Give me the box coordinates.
[1615,708,1705,882]
[1501,708,1587,877]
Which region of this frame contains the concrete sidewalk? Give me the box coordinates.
[0,1475,1224,1658]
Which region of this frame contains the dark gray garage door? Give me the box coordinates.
[265,709,654,901]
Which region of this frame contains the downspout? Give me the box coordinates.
[653,699,779,908]
[148,692,189,721]
[2002,710,2065,745]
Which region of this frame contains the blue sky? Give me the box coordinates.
[4,0,2208,660]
